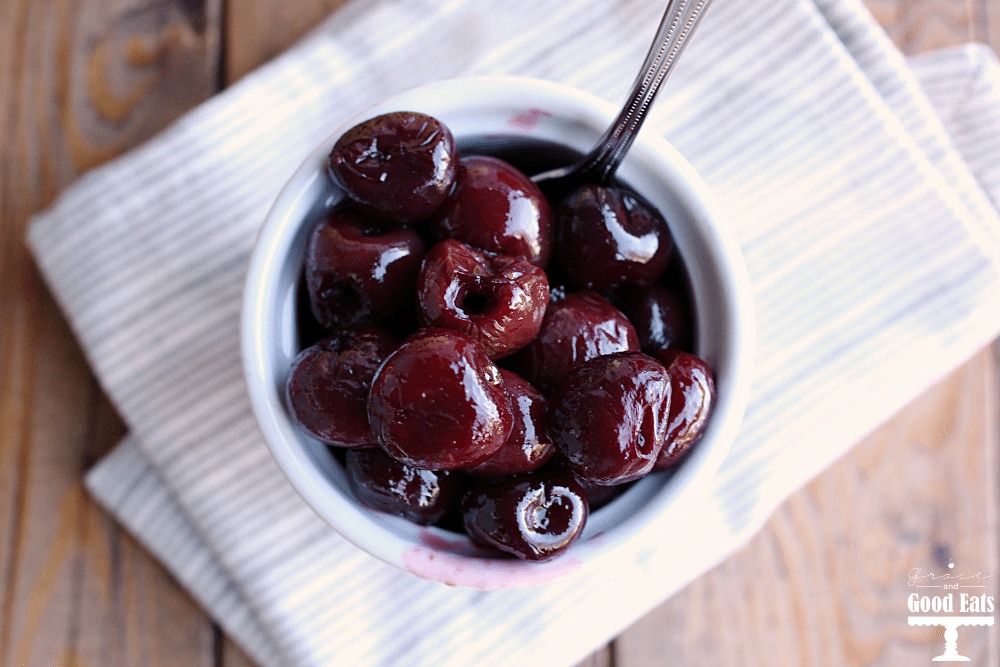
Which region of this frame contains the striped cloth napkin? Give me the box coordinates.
[26,0,1000,664]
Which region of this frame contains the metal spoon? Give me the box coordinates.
[532,0,714,194]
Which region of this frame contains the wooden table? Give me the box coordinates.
[1,1,997,665]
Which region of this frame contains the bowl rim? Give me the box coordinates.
[241,75,755,589]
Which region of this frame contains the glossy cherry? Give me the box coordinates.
[328,112,457,223]
[652,349,716,470]
[428,155,553,267]
[305,206,425,329]
[416,240,549,359]
[461,467,588,561]
[512,291,639,394]
[555,184,673,290]
[367,329,514,470]
[548,352,672,485]
[345,448,459,524]
[614,283,693,353]
[285,325,397,448]
[464,370,555,477]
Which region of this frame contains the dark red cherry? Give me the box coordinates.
[464,370,555,477]
[614,284,693,353]
[305,207,425,329]
[555,184,673,290]
[548,352,671,485]
[416,240,549,359]
[285,325,398,448]
[511,291,639,394]
[367,329,514,470]
[345,448,458,524]
[461,467,588,561]
[427,155,553,267]
[652,349,716,470]
[327,112,457,223]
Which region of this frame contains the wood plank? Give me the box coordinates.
[865,0,977,54]
[224,0,346,83]
[979,0,1000,53]
[222,639,258,667]
[870,0,1000,55]
[0,0,223,664]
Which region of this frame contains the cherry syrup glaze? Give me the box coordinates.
[367,328,514,470]
[511,290,639,394]
[416,239,549,359]
[327,112,457,223]
[285,325,398,448]
[613,283,693,353]
[464,369,555,477]
[461,466,589,561]
[548,352,672,485]
[651,349,716,470]
[554,184,673,291]
[428,155,553,267]
[306,206,425,329]
[345,448,459,524]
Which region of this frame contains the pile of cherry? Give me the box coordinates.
[285,111,715,562]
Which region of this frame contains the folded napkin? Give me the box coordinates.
[27,0,1000,664]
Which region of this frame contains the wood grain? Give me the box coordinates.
[0,0,222,665]
[224,0,345,82]
[0,0,997,666]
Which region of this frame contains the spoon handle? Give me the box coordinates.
[579,0,713,184]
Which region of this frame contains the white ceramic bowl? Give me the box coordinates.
[242,76,754,589]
